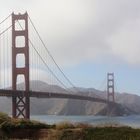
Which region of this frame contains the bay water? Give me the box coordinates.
[31,115,140,128]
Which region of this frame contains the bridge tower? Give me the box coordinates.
[107,73,115,102]
[12,12,30,119]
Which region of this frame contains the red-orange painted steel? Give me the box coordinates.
[107,73,115,102]
[0,89,112,104]
[12,12,30,119]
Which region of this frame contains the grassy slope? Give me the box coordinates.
[45,124,140,140]
[0,113,140,139]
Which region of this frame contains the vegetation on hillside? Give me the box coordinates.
[0,113,52,128]
[0,112,140,139]
[0,112,53,139]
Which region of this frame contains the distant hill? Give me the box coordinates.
[0,80,139,116]
[96,103,136,116]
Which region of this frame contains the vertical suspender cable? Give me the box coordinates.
[0,25,2,88]
[28,16,78,92]
[3,28,5,88]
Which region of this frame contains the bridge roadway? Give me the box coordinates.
[0,89,110,104]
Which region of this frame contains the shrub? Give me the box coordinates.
[56,122,75,130]
[0,112,10,124]
[75,123,93,129]
[0,117,53,132]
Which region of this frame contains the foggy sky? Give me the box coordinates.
[1,0,140,66]
[0,0,140,93]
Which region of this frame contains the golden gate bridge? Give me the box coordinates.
[0,12,115,119]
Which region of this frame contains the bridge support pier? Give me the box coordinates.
[12,12,30,119]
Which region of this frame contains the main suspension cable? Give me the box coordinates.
[17,20,69,90]
[0,14,11,25]
[28,15,77,90]
[0,25,12,36]
[29,40,69,90]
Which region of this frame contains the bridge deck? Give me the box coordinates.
[0,89,109,104]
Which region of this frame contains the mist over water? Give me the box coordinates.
[31,115,140,128]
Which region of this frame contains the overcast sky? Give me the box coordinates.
[0,0,140,94]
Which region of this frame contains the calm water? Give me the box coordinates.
[31,115,140,128]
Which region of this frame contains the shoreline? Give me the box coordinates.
[0,113,140,139]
